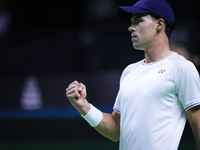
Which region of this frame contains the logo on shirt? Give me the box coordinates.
[158,69,166,74]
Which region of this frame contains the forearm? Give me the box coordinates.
[81,104,120,142]
[186,105,200,150]
[193,131,200,150]
[94,112,120,142]
[66,81,120,142]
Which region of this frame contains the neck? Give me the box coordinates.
[144,34,171,64]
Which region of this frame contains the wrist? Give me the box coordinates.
[81,103,103,127]
[77,101,91,116]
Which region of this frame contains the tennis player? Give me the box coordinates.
[66,0,200,149]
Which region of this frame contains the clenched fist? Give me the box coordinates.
[66,81,90,115]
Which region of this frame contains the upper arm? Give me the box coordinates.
[186,105,200,149]
[186,105,200,126]
[112,110,121,126]
[94,110,120,142]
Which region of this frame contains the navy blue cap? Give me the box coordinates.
[117,0,175,27]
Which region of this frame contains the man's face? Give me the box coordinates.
[129,14,158,51]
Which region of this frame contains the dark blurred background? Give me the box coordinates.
[0,0,199,149]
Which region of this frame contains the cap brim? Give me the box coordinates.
[117,6,150,21]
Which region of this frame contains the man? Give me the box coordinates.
[66,0,200,149]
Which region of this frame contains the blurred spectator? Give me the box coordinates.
[170,18,200,72]
[170,42,200,72]
[170,43,191,60]
[0,0,11,37]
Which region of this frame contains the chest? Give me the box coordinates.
[120,65,176,102]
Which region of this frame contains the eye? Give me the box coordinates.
[131,18,142,25]
[134,18,142,24]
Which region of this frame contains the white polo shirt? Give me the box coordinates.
[114,51,200,150]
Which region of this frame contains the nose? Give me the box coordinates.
[128,24,136,32]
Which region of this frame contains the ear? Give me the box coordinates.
[156,18,165,33]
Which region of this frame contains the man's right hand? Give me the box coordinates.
[66,81,91,115]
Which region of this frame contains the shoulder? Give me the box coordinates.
[120,60,143,83]
[169,52,199,82]
[122,60,143,75]
[168,52,196,71]
[124,60,143,71]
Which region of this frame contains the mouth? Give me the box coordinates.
[131,35,137,41]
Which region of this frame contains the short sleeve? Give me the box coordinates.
[113,91,121,114]
[112,65,132,114]
[175,60,200,111]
